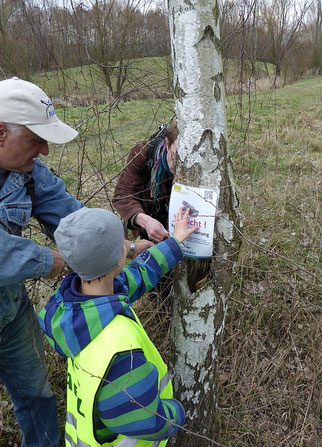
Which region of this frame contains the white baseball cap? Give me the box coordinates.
[0,77,78,144]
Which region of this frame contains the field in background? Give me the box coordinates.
[0,71,320,446]
[219,76,321,446]
[34,56,276,105]
[35,56,173,105]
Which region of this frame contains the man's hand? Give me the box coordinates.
[135,213,169,242]
[45,250,65,279]
[173,207,197,243]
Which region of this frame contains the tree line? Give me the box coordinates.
[0,0,321,92]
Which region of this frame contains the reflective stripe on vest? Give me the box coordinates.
[65,431,91,447]
[159,371,170,393]
[65,311,171,447]
[66,411,77,429]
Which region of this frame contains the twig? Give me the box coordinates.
[224,217,321,283]
[69,352,228,447]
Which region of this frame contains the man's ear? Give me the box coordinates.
[0,122,7,146]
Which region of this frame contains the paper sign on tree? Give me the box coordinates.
[169,183,217,258]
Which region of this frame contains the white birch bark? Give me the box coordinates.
[167,1,241,444]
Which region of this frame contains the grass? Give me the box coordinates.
[0,70,321,446]
[34,56,173,104]
[216,76,321,446]
[34,55,275,106]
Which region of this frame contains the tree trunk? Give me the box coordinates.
[313,0,322,73]
[168,1,241,445]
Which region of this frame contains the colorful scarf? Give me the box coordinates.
[149,140,172,204]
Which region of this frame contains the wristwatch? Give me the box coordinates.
[127,242,136,258]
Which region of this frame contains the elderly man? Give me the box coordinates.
[0,77,151,447]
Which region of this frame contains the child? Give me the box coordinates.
[38,206,196,447]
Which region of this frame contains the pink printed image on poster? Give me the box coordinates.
[169,183,217,258]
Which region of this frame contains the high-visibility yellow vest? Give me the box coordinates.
[65,311,173,447]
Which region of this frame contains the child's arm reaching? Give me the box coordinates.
[116,207,197,303]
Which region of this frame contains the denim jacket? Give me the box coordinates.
[0,159,82,329]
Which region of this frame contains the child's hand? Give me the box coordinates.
[173,207,197,243]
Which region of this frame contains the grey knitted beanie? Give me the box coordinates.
[54,207,124,281]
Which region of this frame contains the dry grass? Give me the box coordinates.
[225,73,285,95]
[215,92,321,446]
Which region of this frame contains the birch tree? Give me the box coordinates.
[167,1,241,445]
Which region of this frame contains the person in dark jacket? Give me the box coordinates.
[113,123,177,243]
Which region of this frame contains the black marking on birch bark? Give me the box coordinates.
[199,303,211,323]
[171,7,176,38]
[187,331,207,340]
[181,315,188,338]
[183,0,195,11]
[213,293,225,333]
[191,128,214,154]
[179,161,203,184]
[218,132,226,159]
[193,345,214,383]
[213,1,220,26]
[172,44,176,62]
[211,73,224,83]
[174,78,186,102]
[197,25,222,53]
[214,83,221,101]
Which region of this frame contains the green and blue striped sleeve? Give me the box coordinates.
[116,237,183,303]
[95,351,184,442]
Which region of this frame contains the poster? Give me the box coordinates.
[169,183,217,258]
